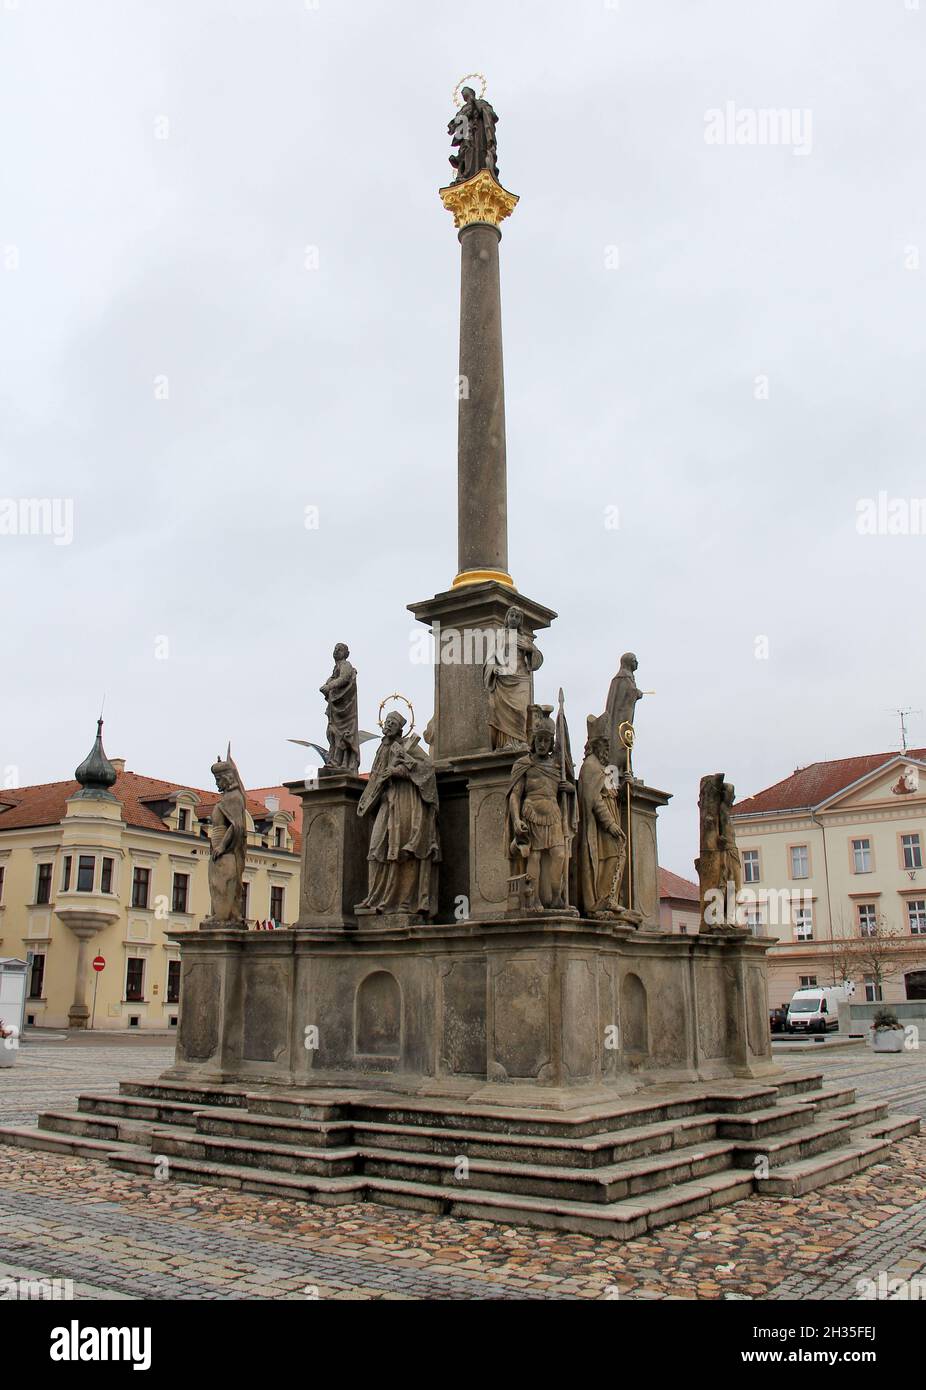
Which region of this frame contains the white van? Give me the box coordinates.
[786,986,849,1034]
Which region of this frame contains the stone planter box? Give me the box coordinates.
[871,1028,905,1053]
[0,1040,18,1067]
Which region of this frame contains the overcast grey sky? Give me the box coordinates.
[1,0,924,876]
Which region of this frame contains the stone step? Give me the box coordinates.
[715,1101,815,1140]
[755,1138,893,1197]
[0,1124,126,1161]
[195,1110,354,1149]
[119,1079,248,1110]
[149,1125,735,1202]
[38,1110,192,1147]
[729,1118,855,1168]
[240,1083,786,1141]
[354,1114,723,1169]
[109,1149,366,1205]
[771,1070,825,1098]
[108,1149,755,1239]
[791,1085,857,1112]
[149,1129,361,1178]
[854,1113,920,1143]
[78,1092,210,1126]
[194,1105,722,1167]
[358,1138,735,1204]
[824,1100,890,1127]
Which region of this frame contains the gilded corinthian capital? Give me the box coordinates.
[439,168,520,230]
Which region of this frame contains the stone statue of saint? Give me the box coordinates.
[207,745,248,923]
[576,717,629,920]
[604,653,642,772]
[320,643,360,772]
[484,605,543,751]
[721,781,743,902]
[448,87,499,183]
[356,712,440,919]
[506,707,576,912]
[695,772,740,930]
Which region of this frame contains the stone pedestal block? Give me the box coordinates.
[408,580,555,763]
[624,779,672,928]
[284,772,370,930]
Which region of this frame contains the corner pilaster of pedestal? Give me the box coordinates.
[284,772,370,930]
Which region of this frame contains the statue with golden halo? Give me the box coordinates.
[448,75,500,183]
[207,744,248,924]
[355,698,440,920]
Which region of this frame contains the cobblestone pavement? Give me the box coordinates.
[0,1036,924,1300]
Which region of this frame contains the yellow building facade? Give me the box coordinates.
[732,749,926,1009]
[0,725,300,1031]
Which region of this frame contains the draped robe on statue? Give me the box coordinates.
[357,736,440,916]
[323,657,360,770]
[484,631,542,749]
[577,752,626,917]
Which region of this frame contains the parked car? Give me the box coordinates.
[769,1005,790,1034]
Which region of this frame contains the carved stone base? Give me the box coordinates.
[164,917,775,1092]
[199,916,247,933]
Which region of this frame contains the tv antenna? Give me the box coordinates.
[891,707,921,755]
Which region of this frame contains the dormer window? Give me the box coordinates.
[178,808,190,832]
[274,827,284,848]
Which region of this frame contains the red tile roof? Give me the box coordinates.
[0,771,291,841]
[733,749,926,816]
[248,786,305,821]
[658,867,700,902]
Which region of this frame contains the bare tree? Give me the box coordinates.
[817,911,923,997]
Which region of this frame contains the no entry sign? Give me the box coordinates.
[92,956,106,972]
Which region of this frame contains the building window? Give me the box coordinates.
[744,908,764,936]
[61,855,72,891]
[742,849,760,884]
[100,857,114,894]
[0,864,4,903]
[166,959,181,1003]
[36,863,53,905]
[172,873,190,914]
[28,952,46,999]
[852,838,872,874]
[270,886,284,923]
[789,845,809,879]
[863,974,882,1004]
[76,855,95,893]
[178,808,189,832]
[857,903,878,937]
[794,906,813,941]
[274,827,284,849]
[908,899,926,936]
[125,958,145,1002]
[799,975,818,989]
[902,833,923,870]
[131,866,151,909]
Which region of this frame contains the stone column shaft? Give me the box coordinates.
[457,222,508,579]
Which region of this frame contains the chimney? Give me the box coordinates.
[110,758,126,774]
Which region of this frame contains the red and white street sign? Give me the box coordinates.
[92,956,106,972]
